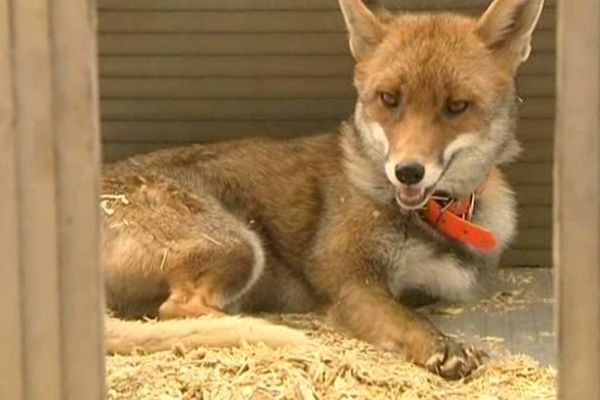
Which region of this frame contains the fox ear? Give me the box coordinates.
[475,0,545,69]
[338,0,385,61]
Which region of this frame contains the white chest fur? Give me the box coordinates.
[382,172,517,302]
[384,237,477,302]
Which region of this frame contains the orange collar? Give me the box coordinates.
[420,183,497,252]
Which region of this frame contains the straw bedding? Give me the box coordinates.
[106,314,556,400]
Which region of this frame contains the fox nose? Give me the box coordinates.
[395,161,425,185]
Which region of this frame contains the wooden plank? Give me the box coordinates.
[518,119,555,141]
[99,53,555,78]
[521,53,556,76]
[0,0,23,398]
[97,0,360,11]
[50,0,106,399]
[100,98,355,120]
[520,141,554,163]
[3,0,105,398]
[12,0,62,399]
[98,10,347,33]
[517,75,555,97]
[101,120,341,142]
[98,31,555,56]
[513,228,552,250]
[506,163,552,184]
[99,32,350,55]
[99,75,553,99]
[97,8,556,33]
[99,55,356,78]
[518,98,556,119]
[517,206,552,229]
[554,0,600,398]
[97,0,556,12]
[100,98,553,120]
[100,77,355,99]
[502,249,552,268]
[514,185,552,206]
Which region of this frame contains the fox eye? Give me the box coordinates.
[445,100,469,116]
[380,92,399,108]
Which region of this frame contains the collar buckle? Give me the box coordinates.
[420,187,496,251]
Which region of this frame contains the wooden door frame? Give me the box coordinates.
[0,1,105,399]
[554,0,600,398]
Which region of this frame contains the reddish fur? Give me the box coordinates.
[355,14,513,164]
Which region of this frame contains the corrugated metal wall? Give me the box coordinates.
[97,0,556,267]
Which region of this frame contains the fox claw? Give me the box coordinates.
[425,337,487,380]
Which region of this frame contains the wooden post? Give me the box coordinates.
[0,1,105,399]
[554,0,600,399]
[0,0,23,399]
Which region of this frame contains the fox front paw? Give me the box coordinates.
[424,336,487,380]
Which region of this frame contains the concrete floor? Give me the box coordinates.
[420,268,556,367]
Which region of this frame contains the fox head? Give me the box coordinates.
[339,0,545,209]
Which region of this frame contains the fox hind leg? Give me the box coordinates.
[102,174,265,320]
[158,226,265,319]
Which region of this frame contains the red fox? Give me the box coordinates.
[102,0,545,379]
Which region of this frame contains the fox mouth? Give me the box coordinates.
[395,186,434,210]
[393,157,455,210]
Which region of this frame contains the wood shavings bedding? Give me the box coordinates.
[106,314,556,400]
